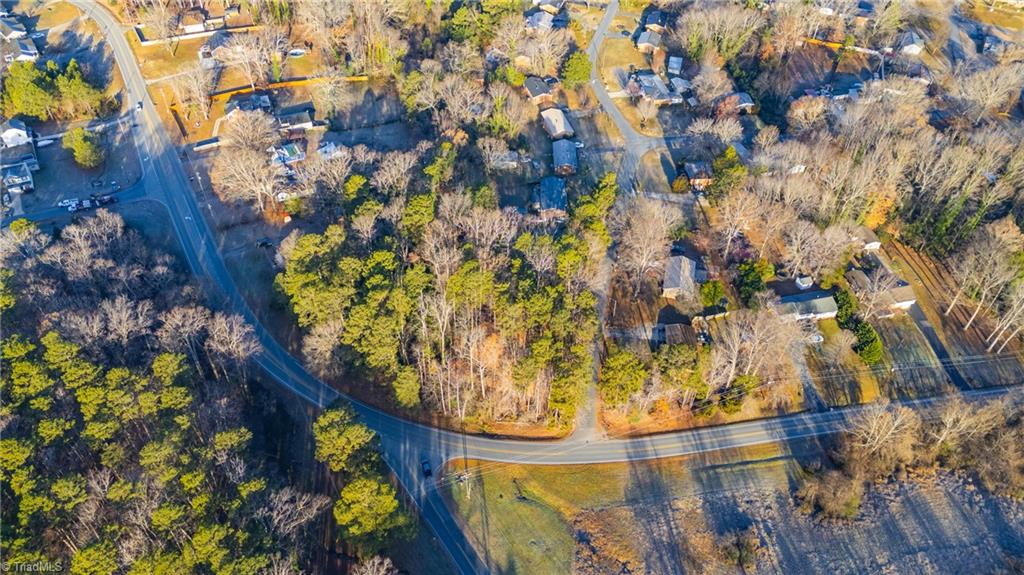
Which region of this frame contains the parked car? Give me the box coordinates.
[421,458,432,478]
[57,198,77,207]
[136,101,143,111]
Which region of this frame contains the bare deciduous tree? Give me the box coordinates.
[613,197,680,295]
[221,33,265,90]
[221,109,279,153]
[212,147,286,211]
[946,217,1024,330]
[170,64,214,120]
[850,267,900,321]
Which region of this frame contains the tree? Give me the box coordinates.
[332,475,411,550]
[706,146,747,202]
[221,109,278,153]
[561,51,591,89]
[735,259,773,307]
[138,0,176,47]
[392,366,421,408]
[945,218,1024,330]
[949,62,1024,124]
[211,147,285,211]
[598,347,647,409]
[169,64,213,120]
[221,33,267,90]
[54,59,105,119]
[700,280,725,308]
[636,97,659,127]
[613,197,680,295]
[840,400,921,479]
[313,405,377,474]
[352,556,399,575]
[2,61,56,120]
[849,267,899,321]
[62,128,105,169]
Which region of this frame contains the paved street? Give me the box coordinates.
[42,4,1024,575]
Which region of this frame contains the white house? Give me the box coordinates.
[540,108,574,139]
[1,118,31,148]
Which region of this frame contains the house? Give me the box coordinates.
[683,161,713,191]
[0,17,26,41]
[670,77,691,94]
[533,0,566,15]
[225,92,273,116]
[635,73,673,104]
[2,161,33,193]
[667,56,684,76]
[727,92,756,114]
[846,269,917,318]
[552,139,577,176]
[0,142,38,172]
[775,291,839,321]
[897,31,924,55]
[637,30,662,54]
[540,108,574,139]
[3,36,38,63]
[526,10,554,31]
[532,176,567,221]
[524,76,553,105]
[851,225,881,251]
[1,119,31,148]
[662,255,706,300]
[644,10,667,33]
[276,106,315,131]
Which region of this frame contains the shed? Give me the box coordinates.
[667,55,683,76]
[524,76,553,104]
[729,92,756,113]
[659,322,698,347]
[552,139,577,176]
[683,161,713,191]
[532,176,567,221]
[662,255,705,300]
[637,30,662,54]
[540,108,574,139]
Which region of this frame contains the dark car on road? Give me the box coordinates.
[421,458,432,478]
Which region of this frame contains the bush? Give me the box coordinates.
[62,128,105,168]
[707,146,748,203]
[796,469,864,519]
[671,175,691,194]
[853,322,884,365]
[834,289,858,328]
[494,64,525,87]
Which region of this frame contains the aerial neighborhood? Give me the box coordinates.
[2,0,1024,574]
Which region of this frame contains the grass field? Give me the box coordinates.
[874,315,956,399]
[965,2,1024,30]
[805,318,881,406]
[445,443,797,574]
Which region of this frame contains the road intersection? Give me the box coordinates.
[40,4,1021,574]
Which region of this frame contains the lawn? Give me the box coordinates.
[445,443,796,574]
[637,149,674,196]
[125,30,210,79]
[21,0,81,29]
[965,2,1024,30]
[874,315,956,400]
[805,318,881,406]
[597,37,647,85]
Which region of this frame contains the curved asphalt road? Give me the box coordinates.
[69,3,1021,574]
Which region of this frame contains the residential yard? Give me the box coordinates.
[873,315,957,400]
[805,318,882,407]
[964,1,1024,30]
[886,241,1024,389]
[125,30,210,79]
[445,449,1024,575]
[19,121,141,214]
[637,148,675,196]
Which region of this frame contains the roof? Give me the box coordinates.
[0,17,26,38]
[225,92,272,115]
[661,323,697,347]
[270,142,306,164]
[526,11,554,29]
[664,255,704,296]
[2,161,31,184]
[636,73,670,100]
[776,290,838,318]
[524,76,551,98]
[670,77,691,93]
[534,176,567,212]
[645,10,666,28]
[276,105,314,129]
[667,56,684,75]
[732,92,755,108]
[684,161,712,180]
[540,108,574,138]
[552,139,577,170]
[637,30,662,47]
[851,225,881,248]
[846,269,917,309]
[0,141,36,168]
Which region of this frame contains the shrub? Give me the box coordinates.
[700,280,726,309]
[671,175,691,194]
[736,259,773,307]
[561,51,592,90]
[834,288,858,328]
[853,322,884,365]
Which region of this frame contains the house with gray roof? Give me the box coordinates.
[552,139,577,176]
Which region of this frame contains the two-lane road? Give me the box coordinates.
[69,3,1022,575]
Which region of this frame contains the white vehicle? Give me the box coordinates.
[67,205,78,213]
[57,198,77,207]
[36,139,55,148]
[574,141,585,149]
